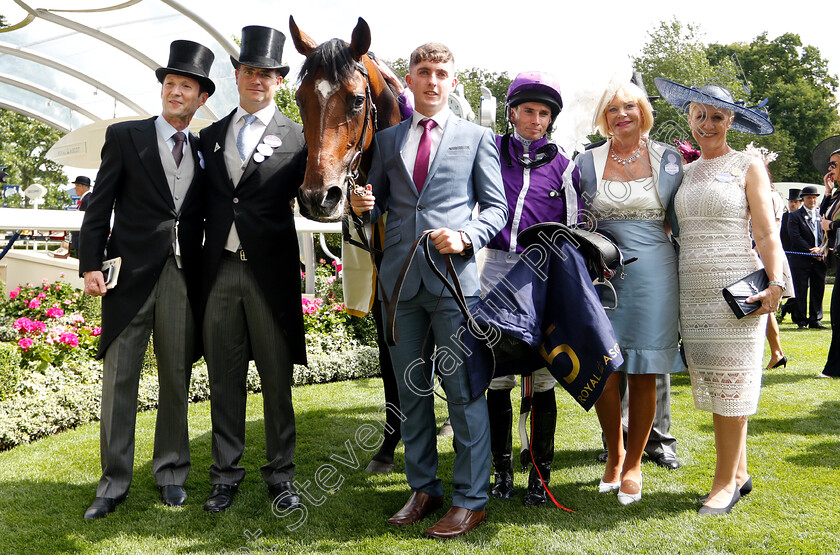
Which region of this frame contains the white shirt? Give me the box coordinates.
[401,107,451,177]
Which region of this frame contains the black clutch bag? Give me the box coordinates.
[721,269,769,319]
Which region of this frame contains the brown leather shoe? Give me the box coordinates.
[387,490,443,526]
[424,506,486,539]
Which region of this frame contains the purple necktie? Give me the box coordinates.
[172,131,185,167]
[412,119,437,193]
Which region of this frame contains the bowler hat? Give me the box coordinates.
[156,40,216,96]
[787,188,801,201]
[230,26,290,77]
[811,135,840,173]
[72,175,91,187]
[801,185,820,197]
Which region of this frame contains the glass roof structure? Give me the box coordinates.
[0,0,242,164]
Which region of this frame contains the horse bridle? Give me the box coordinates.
[345,59,378,192]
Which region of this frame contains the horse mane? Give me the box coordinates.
[298,38,357,84]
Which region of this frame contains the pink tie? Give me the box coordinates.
[412,119,437,193]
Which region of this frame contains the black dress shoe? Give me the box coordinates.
[810,322,829,330]
[203,484,237,513]
[698,476,753,503]
[651,452,681,470]
[84,495,126,520]
[160,485,187,507]
[268,481,301,510]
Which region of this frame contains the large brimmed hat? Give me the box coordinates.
[812,135,840,173]
[156,40,216,96]
[653,77,774,136]
[787,188,801,201]
[230,26,290,77]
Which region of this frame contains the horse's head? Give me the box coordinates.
[291,16,393,222]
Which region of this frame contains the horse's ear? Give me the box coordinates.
[349,17,371,61]
[289,15,317,56]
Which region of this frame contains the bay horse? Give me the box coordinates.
[290,16,403,222]
[290,16,406,473]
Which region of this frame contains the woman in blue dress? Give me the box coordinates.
[577,80,683,505]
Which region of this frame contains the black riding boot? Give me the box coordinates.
[487,388,514,499]
[523,388,557,506]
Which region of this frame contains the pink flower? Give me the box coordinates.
[43,285,50,291]
[14,317,32,331]
[73,293,79,298]
[70,314,85,324]
[335,263,342,273]
[326,276,336,285]
[9,289,19,299]
[91,327,102,337]
[42,278,48,283]
[46,307,64,318]
[59,272,66,278]
[63,299,72,305]
[319,258,326,264]
[18,337,34,351]
[59,332,79,348]
[31,321,46,334]
[37,292,46,299]
[300,271,306,279]
[28,299,41,309]
[55,285,61,291]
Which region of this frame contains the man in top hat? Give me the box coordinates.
[199,26,307,513]
[79,40,214,519]
[787,185,827,329]
[779,188,802,322]
[70,175,92,257]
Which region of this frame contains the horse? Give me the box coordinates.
[290,16,403,222]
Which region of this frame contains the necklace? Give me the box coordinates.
[610,140,644,165]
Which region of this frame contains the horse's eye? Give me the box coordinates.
[352,95,365,112]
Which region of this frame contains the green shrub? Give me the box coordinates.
[0,342,21,400]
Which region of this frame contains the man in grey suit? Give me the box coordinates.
[199,26,307,513]
[79,40,214,519]
[350,42,507,539]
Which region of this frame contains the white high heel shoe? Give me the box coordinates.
[598,479,620,493]
[617,475,643,505]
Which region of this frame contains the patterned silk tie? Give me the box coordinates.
[412,118,438,193]
[237,113,257,161]
[171,131,185,168]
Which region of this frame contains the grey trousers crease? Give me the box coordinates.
[203,255,295,486]
[602,373,678,457]
[385,287,491,511]
[97,256,194,498]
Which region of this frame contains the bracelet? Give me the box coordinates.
[768,280,786,291]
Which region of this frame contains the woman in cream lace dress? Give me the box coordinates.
[656,78,784,515]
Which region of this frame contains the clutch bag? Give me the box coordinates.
[721,269,769,319]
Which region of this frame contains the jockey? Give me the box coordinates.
[482,71,582,506]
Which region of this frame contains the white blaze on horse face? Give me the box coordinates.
[314,79,340,166]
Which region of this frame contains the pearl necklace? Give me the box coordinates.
[610,141,644,165]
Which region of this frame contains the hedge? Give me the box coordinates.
[0,341,379,452]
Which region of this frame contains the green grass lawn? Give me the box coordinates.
[1,290,839,554]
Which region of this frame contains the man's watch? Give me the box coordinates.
[458,230,473,257]
[768,280,786,291]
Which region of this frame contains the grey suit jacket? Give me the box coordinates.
[368,113,507,300]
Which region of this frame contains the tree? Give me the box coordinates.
[0,110,68,209]
[633,19,746,151]
[707,33,840,183]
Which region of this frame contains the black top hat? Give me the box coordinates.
[801,185,820,197]
[812,135,840,173]
[787,188,801,201]
[156,40,216,96]
[230,26,290,77]
[72,175,91,187]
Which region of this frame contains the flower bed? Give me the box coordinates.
[0,262,381,451]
